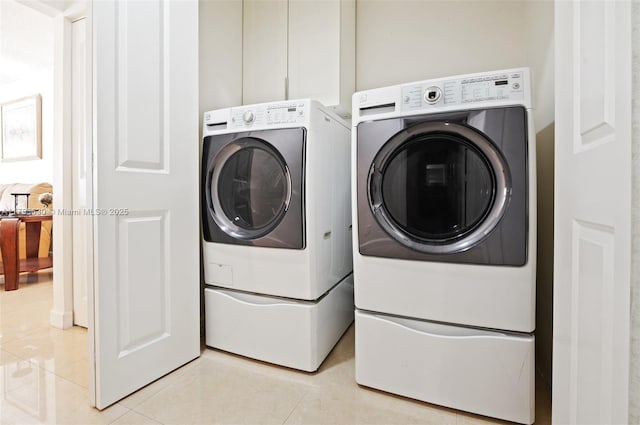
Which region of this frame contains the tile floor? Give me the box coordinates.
[0,272,552,424]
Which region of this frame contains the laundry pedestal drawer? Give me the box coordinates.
[205,274,353,372]
[355,310,534,424]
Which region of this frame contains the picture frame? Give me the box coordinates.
[0,94,42,162]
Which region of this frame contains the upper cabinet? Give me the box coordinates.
[200,0,243,112]
[242,0,355,115]
[242,0,289,105]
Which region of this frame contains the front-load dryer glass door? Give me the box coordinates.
[202,128,305,249]
[368,121,510,255]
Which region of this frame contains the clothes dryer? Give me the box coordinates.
[202,99,353,372]
[352,69,536,423]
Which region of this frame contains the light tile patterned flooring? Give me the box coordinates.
[0,272,552,424]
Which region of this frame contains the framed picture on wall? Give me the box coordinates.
[0,94,42,162]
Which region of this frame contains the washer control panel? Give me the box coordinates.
[401,70,525,111]
[230,101,307,129]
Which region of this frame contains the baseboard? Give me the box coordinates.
[50,309,73,329]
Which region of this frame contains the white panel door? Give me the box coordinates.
[553,1,632,424]
[72,17,89,328]
[91,0,200,408]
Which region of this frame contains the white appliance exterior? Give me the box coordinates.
[206,275,354,372]
[202,99,352,300]
[352,68,536,424]
[353,68,536,333]
[202,99,353,371]
[356,311,535,422]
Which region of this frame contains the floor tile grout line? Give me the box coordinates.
[106,405,134,425]
[36,364,135,424]
[124,363,199,413]
[280,384,313,425]
[140,408,166,425]
[1,338,89,381]
[2,357,92,405]
[0,324,56,352]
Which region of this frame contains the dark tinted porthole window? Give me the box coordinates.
[216,146,288,232]
[380,133,495,243]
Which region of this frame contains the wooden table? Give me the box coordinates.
[0,214,53,291]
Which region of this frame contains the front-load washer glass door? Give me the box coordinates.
[212,138,291,239]
[356,106,528,266]
[368,121,511,255]
[202,128,305,249]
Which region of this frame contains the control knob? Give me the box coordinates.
[242,110,255,124]
[424,86,442,104]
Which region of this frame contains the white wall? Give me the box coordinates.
[355,0,554,133]
[524,1,554,130]
[356,0,555,387]
[0,0,54,184]
[629,1,640,422]
[356,1,528,90]
[523,0,555,390]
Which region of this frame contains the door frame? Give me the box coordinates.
[70,15,90,328]
[51,0,92,330]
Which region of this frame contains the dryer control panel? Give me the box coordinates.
[228,101,308,129]
[401,70,525,111]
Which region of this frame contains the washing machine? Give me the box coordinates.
[352,69,536,424]
[202,99,353,372]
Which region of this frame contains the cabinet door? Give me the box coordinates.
[200,0,242,110]
[242,0,288,104]
[288,0,354,109]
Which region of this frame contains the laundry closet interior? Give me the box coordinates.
[198,1,554,424]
